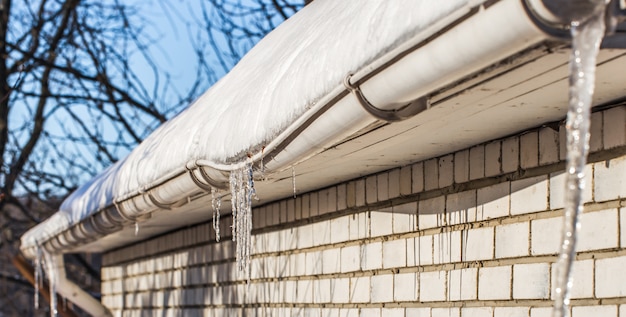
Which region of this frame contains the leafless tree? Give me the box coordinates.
[0,0,305,315]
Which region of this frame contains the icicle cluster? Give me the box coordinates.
[553,3,607,317]
[42,250,58,317]
[211,187,222,242]
[229,163,255,282]
[34,246,43,310]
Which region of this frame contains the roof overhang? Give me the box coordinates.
[20,0,626,258]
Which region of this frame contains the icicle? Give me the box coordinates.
[211,187,222,242]
[134,222,139,236]
[42,251,58,317]
[229,162,255,282]
[34,245,43,310]
[553,3,607,317]
[292,166,297,198]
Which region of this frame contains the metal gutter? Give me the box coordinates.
[22,0,626,260]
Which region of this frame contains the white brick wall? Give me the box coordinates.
[102,105,626,317]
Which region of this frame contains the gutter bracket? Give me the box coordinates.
[343,74,428,123]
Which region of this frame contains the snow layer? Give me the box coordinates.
[21,0,469,248]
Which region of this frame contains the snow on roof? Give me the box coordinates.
[21,0,469,250]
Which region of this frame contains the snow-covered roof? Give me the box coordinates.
[21,0,626,258]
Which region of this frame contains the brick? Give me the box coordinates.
[530,307,551,317]
[314,279,331,303]
[550,260,593,299]
[595,156,626,202]
[513,263,550,299]
[341,245,361,273]
[494,307,530,317]
[531,217,562,255]
[425,158,439,190]
[400,165,412,196]
[462,227,494,261]
[313,220,331,246]
[293,252,307,276]
[559,124,567,161]
[381,309,404,317]
[502,136,520,173]
[405,308,431,317]
[371,274,393,303]
[340,309,359,317]
[377,173,389,202]
[302,194,311,218]
[280,200,288,223]
[355,179,366,207]
[319,188,336,215]
[393,202,417,233]
[331,216,350,244]
[383,239,406,268]
[337,184,347,211]
[287,198,296,222]
[361,242,382,271]
[296,196,304,220]
[360,308,380,317]
[596,256,626,298]
[322,248,341,274]
[446,190,477,225]
[572,305,617,317]
[297,279,314,303]
[366,175,378,204]
[347,181,357,208]
[622,208,626,248]
[496,222,529,258]
[485,141,502,176]
[590,110,604,152]
[394,272,417,302]
[412,162,424,193]
[349,212,369,240]
[310,192,319,216]
[510,176,548,215]
[455,149,470,184]
[520,131,539,169]
[578,209,618,251]
[414,235,433,266]
[448,268,477,301]
[305,251,323,275]
[549,166,593,210]
[432,308,459,317]
[470,145,485,180]
[479,266,511,300]
[439,154,454,187]
[419,271,447,302]
[539,127,559,165]
[461,307,493,317]
[477,182,510,220]
[388,168,401,199]
[433,231,461,264]
[604,106,626,149]
[419,196,445,229]
[350,276,370,303]
[621,305,626,317]
[370,209,393,237]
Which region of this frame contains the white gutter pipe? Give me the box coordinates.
[19,0,625,312]
[44,254,112,317]
[22,0,625,269]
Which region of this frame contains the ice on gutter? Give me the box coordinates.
[20,0,472,256]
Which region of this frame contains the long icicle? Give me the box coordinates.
[212,188,222,242]
[229,162,254,282]
[553,3,606,317]
[34,245,42,310]
[42,251,58,317]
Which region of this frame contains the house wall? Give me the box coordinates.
[101,105,626,317]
